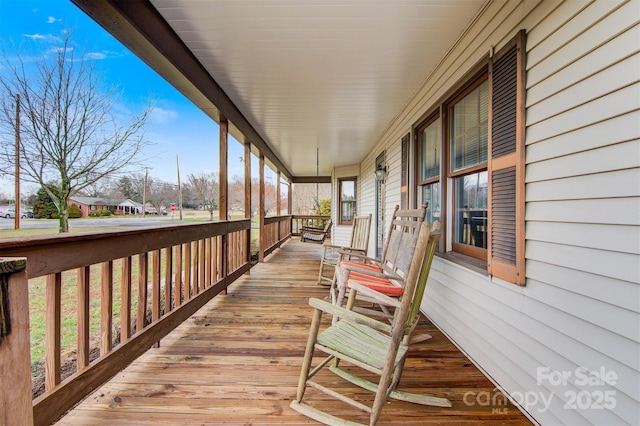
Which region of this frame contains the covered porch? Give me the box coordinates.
[55,238,528,425]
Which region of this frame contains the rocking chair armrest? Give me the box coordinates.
[336,247,367,257]
[308,297,392,334]
[341,264,402,282]
[341,254,380,266]
[347,281,402,308]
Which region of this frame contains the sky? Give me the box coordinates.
[0,0,261,198]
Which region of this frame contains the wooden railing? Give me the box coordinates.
[0,220,251,425]
[291,215,331,236]
[262,215,292,258]
[0,258,33,426]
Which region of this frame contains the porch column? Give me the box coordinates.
[244,141,252,267]
[0,258,33,425]
[276,170,281,216]
[219,116,228,221]
[219,116,228,286]
[288,179,292,216]
[258,153,265,262]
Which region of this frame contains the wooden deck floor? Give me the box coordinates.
[58,238,531,425]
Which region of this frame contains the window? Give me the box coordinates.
[449,77,489,259]
[417,115,441,224]
[339,178,357,225]
[413,30,526,285]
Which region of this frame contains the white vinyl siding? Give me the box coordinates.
[358,0,640,425]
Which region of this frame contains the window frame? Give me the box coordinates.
[338,177,357,225]
[445,72,489,260]
[416,112,442,230]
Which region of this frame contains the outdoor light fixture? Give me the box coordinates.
[374,165,387,182]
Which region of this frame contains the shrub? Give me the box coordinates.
[68,204,82,218]
[88,210,112,217]
[33,184,59,219]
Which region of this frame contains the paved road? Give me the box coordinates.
[0,215,183,231]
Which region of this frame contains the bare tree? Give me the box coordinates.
[145,176,176,215]
[187,171,218,220]
[0,30,152,232]
[292,183,331,214]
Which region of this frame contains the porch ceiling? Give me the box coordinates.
[76,0,487,178]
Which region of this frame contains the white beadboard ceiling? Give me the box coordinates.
[149,0,486,177]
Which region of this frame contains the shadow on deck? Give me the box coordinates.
[58,238,531,425]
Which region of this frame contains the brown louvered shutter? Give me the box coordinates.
[488,30,526,285]
[400,133,410,209]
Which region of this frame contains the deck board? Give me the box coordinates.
[57,238,531,425]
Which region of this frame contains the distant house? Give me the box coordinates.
[116,199,144,215]
[68,196,142,217]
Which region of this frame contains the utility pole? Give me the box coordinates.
[142,167,148,217]
[176,155,183,220]
[14,95,20,230]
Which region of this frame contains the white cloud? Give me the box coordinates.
[86,50,124,60]
[23,33,62,43]
[47,16,60,24]
[23,33,46,40]
[150,107,179,124]
[87,52,107,60]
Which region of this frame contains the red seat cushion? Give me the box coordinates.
[339,260,381,274]
[346,271,404,297]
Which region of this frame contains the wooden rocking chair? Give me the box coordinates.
[290,222,449,425]
[301,219,332,244]
[317,214,372,285]
[329,205,426,309]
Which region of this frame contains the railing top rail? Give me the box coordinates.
[291,215,330,220]
[0,219,251,279]
[264,215,292,224]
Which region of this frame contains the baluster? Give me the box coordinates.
[77,266,90,370]
[192,240,200,294]
[121,256,132,343]
[101,261,113,355]
[174,244,183,307]
[152,250,161,323]
[164,246,172,315]
[184,242,192,301]
[212,235,219,283]
[137,253,148,333]
[229,232,235,271]
[205,237,212,288]
[198,239,205,292]
[45,272,61,391]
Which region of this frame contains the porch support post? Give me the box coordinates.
[219,116,228,221]
[276,170,281,216]
[259,153,265,262]
[288,178,292,215]
[244,141,252,267]
[0,258,33,426]
[276,170,281,240]
[219,116,229,288]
